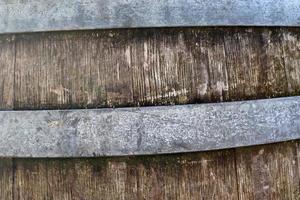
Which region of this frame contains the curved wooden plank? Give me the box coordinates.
[11,141,300,199]
[0,96,300,157]
[0,0,300,34]
[13,150,238,199]
[9,28,300,110]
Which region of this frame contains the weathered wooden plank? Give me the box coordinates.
[281,31,300,93]
[14,31,135,109]
[13,150,238,200]
[236,142,300,200]
[1,0,300,34]
[224,28,290,99]
[0,35,15,110]
[12,28,300,109]
[0,96,300,157]
[0,159,13,200]
[294,141,300,199]
[10,141,300,199]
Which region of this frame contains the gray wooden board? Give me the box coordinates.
[0,96,300,157]
[1,0,300,34]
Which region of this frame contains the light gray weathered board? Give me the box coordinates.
[0,96,300,157]
[0,0,300,34]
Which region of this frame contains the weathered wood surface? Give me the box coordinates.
[0,27,300,199]
[13,150,238,200]
[0,27,299,110]
[0,141,299,199]
[0,36,14,110]
[0,96,300,157]
[0,159,13,200]
[236,142,300,200]
[1,0,300,34]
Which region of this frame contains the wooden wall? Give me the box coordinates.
[0,27,300,199]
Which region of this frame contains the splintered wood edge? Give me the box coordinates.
[0,96,299,157]
[0,0,300,34]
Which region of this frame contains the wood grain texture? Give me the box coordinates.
[13,150,238,200]
[8,141,300,199]
[8,27,300,109]
[0,159,13,200]
[236,142,300,200]
[0,27,300,199]
[0,35,15,110]
[0,141,296,200]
